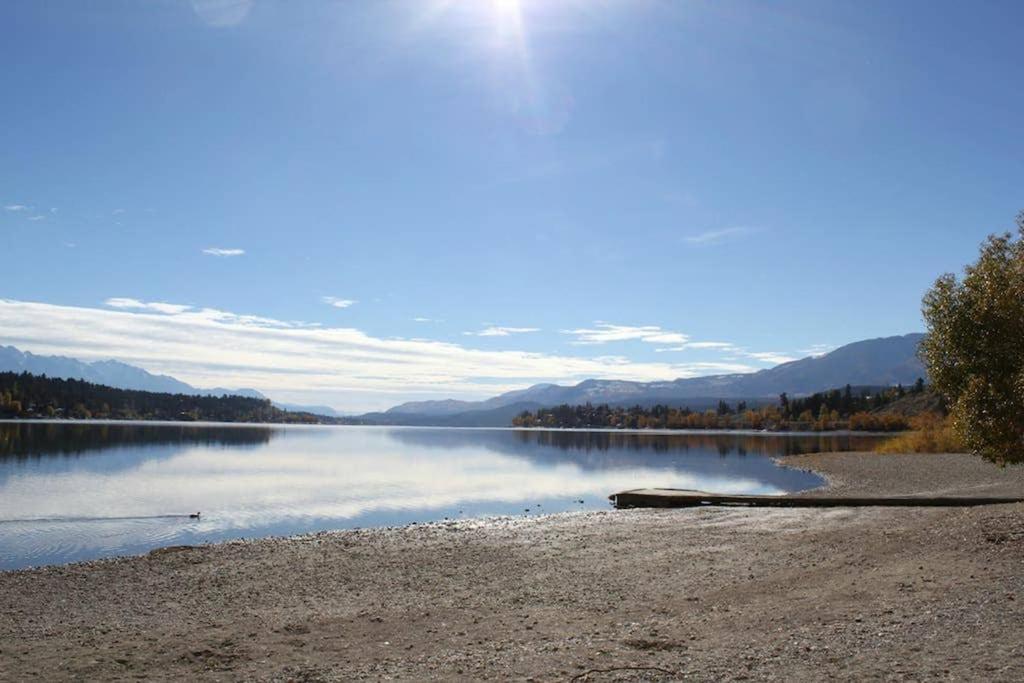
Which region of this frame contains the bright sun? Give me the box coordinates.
[488,0,527,45]
[491,0,522,19]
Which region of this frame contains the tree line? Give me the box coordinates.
[511,381,928,432]
[0,372,325,424]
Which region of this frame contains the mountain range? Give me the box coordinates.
[362,333,926,425]
[0,345,338,416]
[0,333,925,426]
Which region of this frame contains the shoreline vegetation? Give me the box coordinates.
[2,451,1021,680]
[1,371,963,455]
[875,412,965,454]
[512,381,934,432]
[1,371,951,443]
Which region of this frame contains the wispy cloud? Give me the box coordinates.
[653,341,797,366]
[464,326,540,337]
[562,323,689,346]
[100,297,307,328]
[654,341,736,353]
[202,247,245,257]
[192,0,254,27]
[683,226,753,246]
[0,298,763,411]
[112,208,126,215]
[322,297,357,309]
[105,298,194,315]
[800,343,835,357]
[743,351,797,365]
[27,215,46,221]
[4,204,29,212]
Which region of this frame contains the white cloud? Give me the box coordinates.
[686,341,736,349]
[112,208,126,215]
[684,226,753,245]
[800,343,835,357]
[202,247,245,257]
[562,323,689,346]
[743,351,797,365]
[412,317,433,323]
[466,326,540,337]
[4,204,29,212]
[655,341,737,352]
[0,298,762,412]
[653,341,798,366]
[104,297,291,327]
[105,298,194,315]
[27,215,45,221]
[322,297,357,309]
[640,332,690,344]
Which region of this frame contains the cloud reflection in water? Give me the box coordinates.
[0,424,882,569]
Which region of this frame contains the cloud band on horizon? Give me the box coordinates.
[0,298,763,411]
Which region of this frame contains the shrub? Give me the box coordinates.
[874,413,965,454]
[849,411,910,432]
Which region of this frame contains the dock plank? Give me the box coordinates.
[610,488,1024,509]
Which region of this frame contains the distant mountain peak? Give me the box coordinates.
[376,333,927,424]
[0,344,263,400]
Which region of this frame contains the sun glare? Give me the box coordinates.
[487,0,528,51]
[491,0,522,22]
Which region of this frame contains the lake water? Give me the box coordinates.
[0,421,887,570]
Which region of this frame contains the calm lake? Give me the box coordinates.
[0,422,887,570]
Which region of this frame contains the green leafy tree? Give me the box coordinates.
[920,213,1024,464]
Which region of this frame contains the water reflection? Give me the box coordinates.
[393,428,876,458]
[0,423,886,570]
[0,421,278,485]
[0,420,276,459]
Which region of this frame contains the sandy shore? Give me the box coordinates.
[2,452,1023,682]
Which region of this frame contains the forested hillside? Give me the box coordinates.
[0,372,325,423]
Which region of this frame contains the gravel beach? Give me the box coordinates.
[2,451,1023,682]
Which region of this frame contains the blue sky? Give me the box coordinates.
[2,0,1022,411]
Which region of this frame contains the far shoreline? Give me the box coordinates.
[0,417,906,437]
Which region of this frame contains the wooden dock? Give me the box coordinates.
[610,488,1024,509]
